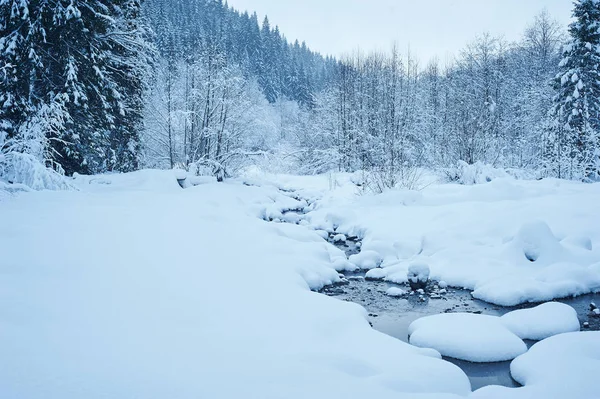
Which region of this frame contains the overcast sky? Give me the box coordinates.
[226,0,574,63]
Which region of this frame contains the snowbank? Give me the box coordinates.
[408,313,528,362]
[0,152,72,191]
[0,170,470,399]
[295,174,600,306]
[472,332,600,399]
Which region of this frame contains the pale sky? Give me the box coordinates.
[226,0,574,63]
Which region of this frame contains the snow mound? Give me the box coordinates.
[473,262,600,306]
[500,302,580,340]
[332,233,347,243]
[561,235,593,251]
[365,268,386,280]
[386,287,406,297]
[511,332,600,397]
[446,161,512,185]
[408,313,527,362]
[510,221,562,263]
[0,152,72,191]
[407,262,430,289]
[348,250,382,270]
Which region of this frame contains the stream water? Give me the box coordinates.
[275,191,600,391]
[320,241,600,390]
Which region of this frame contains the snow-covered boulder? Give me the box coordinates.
[500,302,580,340]
[407,262,430,291]
[510,332,600,396]
[472,332,600,399]
[408,313,527,362]
[332,233,347,243]
[511,221,563,263]
[348,250,382,270]
[386,287,406,297]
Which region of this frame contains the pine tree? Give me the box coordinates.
[106,0,154,172]
[549,0,600,180]
[1,0,153,176]
[0,0,33,144]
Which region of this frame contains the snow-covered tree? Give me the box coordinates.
[547,0,600,180]
[1,0,153,177]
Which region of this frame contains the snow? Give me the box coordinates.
[294,173,600,306]
[408,262,430,284]
[472,332,600,399]
[500,302,580,340]
[348,250,383,270]
[408,313,528,363]
[386,287,406,297]
[0,170,470,399]
[0,152,72,191]
[4,169,600,398]
[332,233,347,242]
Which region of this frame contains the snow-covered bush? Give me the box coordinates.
[0,104,72,191]
[444,161,513,185]
[362,163,425,194]
[0,152,71,191]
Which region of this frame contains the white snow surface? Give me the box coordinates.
[472,332,600,399]
[4,169,600,398]
[271,172,600,306]
[408,302,581,363]
[500,302,580,340]
[386,287,407,297]
[408,262,431,283]
[408,313,528,362]
[0,170,470,399]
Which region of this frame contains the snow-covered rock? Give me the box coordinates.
[472,332,600,399]
[500,302,580,340]
[509,332,600,397]
[408,262,430,290]
[408,313,527,362]
[386,287,406,297]
[332,233,347,243]
[348,250,383,270]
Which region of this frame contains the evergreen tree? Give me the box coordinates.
[0,0,152,175]
[0,0,34,144]
[548,0,600,180]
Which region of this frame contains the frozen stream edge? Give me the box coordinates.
[266,185,600,392]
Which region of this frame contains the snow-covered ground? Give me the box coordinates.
[266,172,600,306]
[2,169,600,398]
[0,170,468,399]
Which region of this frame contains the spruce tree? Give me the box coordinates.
[0,0,33,144]
[549,0,600,180]
[1,0,152,175]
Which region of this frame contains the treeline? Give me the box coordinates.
[298,14,561,176]
[141,0,337,171]
[0,0,152,176]
[147,0,336,105]
[1,0,599,187]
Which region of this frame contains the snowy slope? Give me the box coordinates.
[0,170,469,399]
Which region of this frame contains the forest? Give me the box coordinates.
[1,0,599,188]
